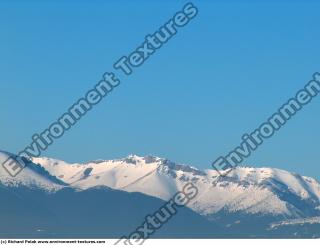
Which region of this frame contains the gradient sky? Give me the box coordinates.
[1,0,319,180]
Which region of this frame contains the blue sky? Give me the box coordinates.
[1,0,319,179]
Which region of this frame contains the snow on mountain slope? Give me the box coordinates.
[0,151,66,192]
[32,155,320,218]
[270,216,320,228]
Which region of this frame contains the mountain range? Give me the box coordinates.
[1,150,319,238]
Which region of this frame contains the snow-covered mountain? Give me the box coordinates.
[30,154,320,220]
[0,151,66,192]
[1,150,320,237]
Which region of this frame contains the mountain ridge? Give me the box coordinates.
[1,150,320,237]
[2,151,319,217]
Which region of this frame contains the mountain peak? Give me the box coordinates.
[120,154,164,165]
[2,151,320,220]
